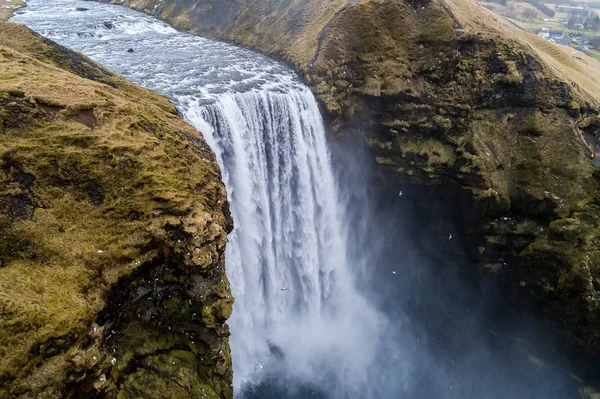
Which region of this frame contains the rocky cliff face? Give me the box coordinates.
[101,0,600,362]
[0,22,233,398]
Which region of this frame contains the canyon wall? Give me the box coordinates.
[101,0,600,360]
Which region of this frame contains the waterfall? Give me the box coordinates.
[181,90,388,396]
[11,2,401,396]
[12,2,596,399]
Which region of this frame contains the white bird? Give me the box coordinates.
[398,191,403,197]
[392,271,397,275]
[448,234,453,240]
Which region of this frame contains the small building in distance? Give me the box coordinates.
[537,27,572,45]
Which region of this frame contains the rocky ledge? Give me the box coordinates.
[0,22,233,398]
[101,0,600,364]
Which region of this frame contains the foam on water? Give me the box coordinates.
[11,1,403,397]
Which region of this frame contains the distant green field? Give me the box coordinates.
[489,2,600,35]
[506,16,598,35]
[585,48,600,60]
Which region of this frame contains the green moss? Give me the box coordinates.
[0,22,233,398]
[519,114,544,136]
[117,351,222,399]
[433,115,452,131]
[400,138,457,168]
[579,115,600,129]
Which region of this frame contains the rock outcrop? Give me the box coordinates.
[100,0,600,361]
[0,22,233,398]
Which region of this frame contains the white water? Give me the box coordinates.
[11,1,394,396]
[190,91,387,394]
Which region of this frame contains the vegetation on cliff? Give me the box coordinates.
[105,0,600,364]
[0,0,24,21]
[0,21,233,398]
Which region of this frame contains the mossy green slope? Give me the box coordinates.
[0,22,233,398]
[104,0,600,361]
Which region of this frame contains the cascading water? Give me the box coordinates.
[11,2,397,397]
[185,90,388,395]
[12,2,586,398]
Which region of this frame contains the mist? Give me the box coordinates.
[229,105,584,399]
[323,129,584,399]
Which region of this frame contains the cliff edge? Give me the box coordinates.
[102,0,600,362]
[0,21,233,399]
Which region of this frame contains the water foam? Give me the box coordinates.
[12,1,401,396]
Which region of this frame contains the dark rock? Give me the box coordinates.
[0,194,34,221]
[12,173,35,189]
[127,48,134,53]
[103,21,114,29]
[75,7,89,12]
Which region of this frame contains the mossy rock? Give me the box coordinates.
[111,0,600,375]
[0,22,233,398]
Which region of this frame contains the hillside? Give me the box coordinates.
[0,21,233,398]
[100,0,600,363]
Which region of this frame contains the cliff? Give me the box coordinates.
[0,21,233,398]
[100,0,600,362]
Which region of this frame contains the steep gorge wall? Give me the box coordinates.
[102,0,600,362]
[0,22,233,398]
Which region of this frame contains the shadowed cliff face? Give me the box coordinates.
[101,0,600,364]
[0,22,233,398]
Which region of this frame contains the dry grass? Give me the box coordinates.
[468,2,600,104]
[479,1,545,21]
[422,0,600,105]
[226,0,349,67]
[0,21,232,397]
[0,0,24,21]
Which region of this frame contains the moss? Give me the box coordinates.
[579,115,600,129]
[112,0,600,376]
[0,22,233,398]
[400,138,457,168]
[433,115,452,131]
[519,114,544,136]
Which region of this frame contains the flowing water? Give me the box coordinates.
[11,2,591,398]
[11,1,396,397]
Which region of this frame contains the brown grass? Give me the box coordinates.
[460,0,600,104]
[0,0,24,21]
[0,21,232,397]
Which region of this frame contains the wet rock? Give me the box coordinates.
[127,48,134,53]
[110,0,600,370]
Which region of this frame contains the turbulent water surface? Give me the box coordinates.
[11,1,394,397]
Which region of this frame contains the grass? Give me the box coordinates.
[0,21,233,398]
[0,0,24,21]
[587,48,600,60]
[504,15,596,35]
